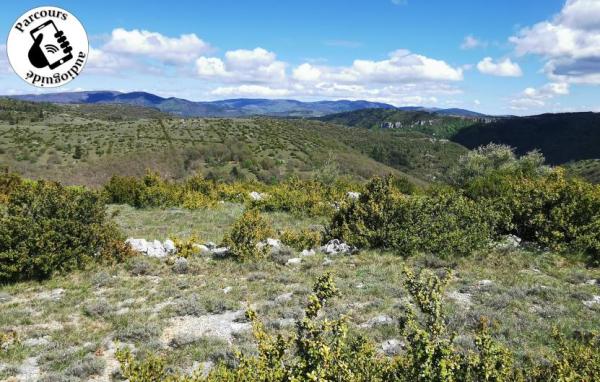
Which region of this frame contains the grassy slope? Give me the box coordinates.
[0,205,598,380]
[0,103,468,187]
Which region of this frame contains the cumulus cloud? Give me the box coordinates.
[510,82,569,110]
[86,47,137,75]
[510,0,600,84]
[477,57,523,77]
[193,47,463,104]
[290,50,463,86]
[103,28,211,64]
[461,35,486,50]
[292,63,321,82]
[211,85,290,97]
[196,47,286,83]
[0,45,12,75]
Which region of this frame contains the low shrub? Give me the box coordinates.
[222,209,274,261]
[279,228,322,251]
[249,177,354,217]
[464,168,600,264]
[328,176,495,257]
[0,179,128,283]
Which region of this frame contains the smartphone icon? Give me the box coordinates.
[30,20,73,69]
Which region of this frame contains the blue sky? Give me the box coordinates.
[1,0,599,115]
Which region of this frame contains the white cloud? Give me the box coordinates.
[0,45,12,75]
[194,47,463,105]
[461,35,486,50]
[211,85,290,97]
[509,0,600,84]
[292,63,321,82]
[477,57,522,77]
[510,82,569,110]
[293,50,462,85]
[195,47,286,83]
[86,47,137,75]
[104,28,211,64]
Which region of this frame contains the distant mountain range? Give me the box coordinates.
[6,91,486,118]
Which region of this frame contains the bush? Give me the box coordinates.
[222,210,274,261]
[249,177,353,217]
[464,168,600,264]
[0,180,127,283]
[328,176,495,257]
[279,228,322,251]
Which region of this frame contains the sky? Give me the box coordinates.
[1,0,599,115]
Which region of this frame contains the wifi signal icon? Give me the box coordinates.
[44,44,59,54]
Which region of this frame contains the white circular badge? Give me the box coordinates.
[6,6,89,88]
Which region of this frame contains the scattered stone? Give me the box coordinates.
[125,238,168,258]
[494,234,522,250]
[380,339,404,355]
[164,239,176,254]
[347,192,361,200]
[0,292,11,303]
[22,336,50,347]
[163,310,251,346]
[300,249,315,257]
[266,238,281,248]
[287,257,302,265]
[249,191,265,201]
[222,286,232,294]
[322,257,333,266]
[115,307,130,315]
[586,279,598,286]
[477,280,494,288]
[447,291,472,308]
[211,247,230,258]
[360,315,394,328]
[319,239,356,255]
[275,292,293,303]
[37,288,65,301]
[172,257,189,274]
[194,244,211,254]
[583,295,600,308]
[16,357,40,381]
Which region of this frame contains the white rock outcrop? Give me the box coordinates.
[319,239,356,255]
[347,192,361,200]
[126,238,169,258]
[249,191,265,201]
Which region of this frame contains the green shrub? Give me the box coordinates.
[249,177,353,217]
[279,228,322,251]
[464,168,600,264]
[328,176,495,257]
[0,172,23,203]
[222,210,274,261]
[0,180,128,283]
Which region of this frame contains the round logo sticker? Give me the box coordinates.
[6,6,88,88]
